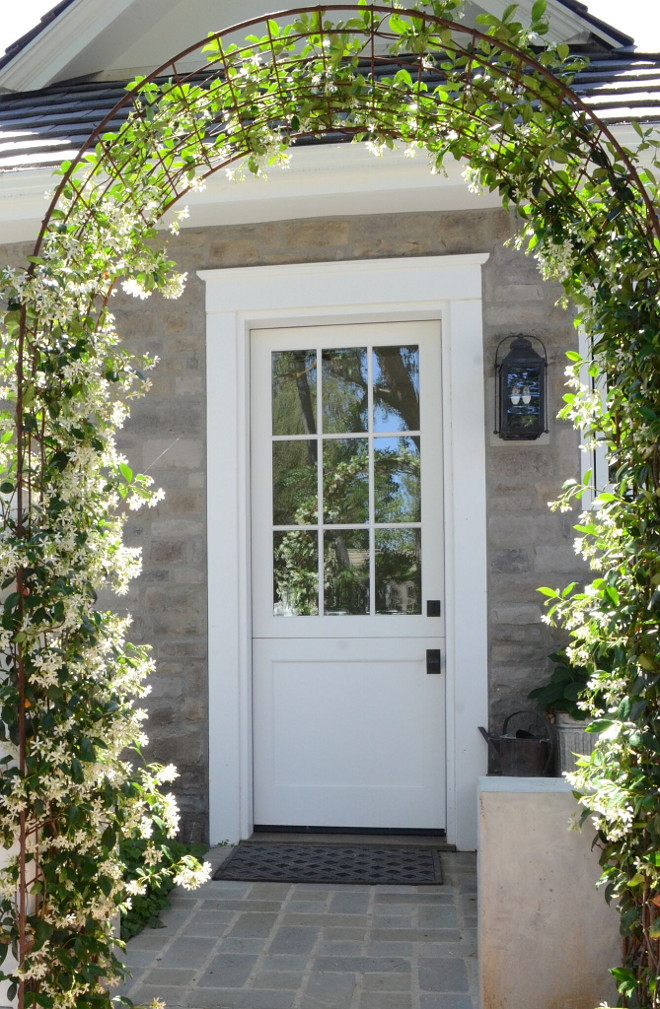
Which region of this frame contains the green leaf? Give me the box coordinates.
[531,0,547,19]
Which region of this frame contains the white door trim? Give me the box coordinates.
[200,254,489,849]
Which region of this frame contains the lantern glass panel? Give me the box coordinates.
[501,364,543,437]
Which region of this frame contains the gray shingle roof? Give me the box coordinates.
[1,51,659,173]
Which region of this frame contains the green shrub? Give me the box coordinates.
[120,833,208,940]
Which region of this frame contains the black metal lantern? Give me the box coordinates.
[494,335,548,440]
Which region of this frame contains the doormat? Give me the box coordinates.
[212,842,443,885]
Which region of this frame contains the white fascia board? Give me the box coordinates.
[0,0,136,93]
[1,126,657,246]
[488,0,624,46]
[0,145,502,245]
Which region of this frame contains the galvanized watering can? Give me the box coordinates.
[478,710,555,776]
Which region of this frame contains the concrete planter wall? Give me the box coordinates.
[478,777,619,1009]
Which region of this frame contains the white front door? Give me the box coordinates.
[251,320,446,830]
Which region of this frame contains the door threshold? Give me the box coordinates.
[250,827,455,850]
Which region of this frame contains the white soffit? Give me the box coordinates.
[487,0,626,46]
[0,0,140,93]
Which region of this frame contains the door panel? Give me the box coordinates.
[251,321,445,829]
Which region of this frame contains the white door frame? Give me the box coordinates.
[200,254,489,850]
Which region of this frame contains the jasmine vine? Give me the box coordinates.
[1,1,659,1007]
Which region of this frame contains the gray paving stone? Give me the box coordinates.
[129,984,189,1005]
[251,969,306,989]
[361,972,412,991]
[372,928,461,943]
[286,899,328,912]
[372,911,415,928]
[419,995,476,1009]
[328,891,371,913]
[418,941,477,957]
[248,882,295,899]
[418,956,469,992]
[268,925,319,954]
[372,901,417,916]
[210,881,254,899]
[365,941,414,957]
[226,912,279,937]
[418,906,459,928]
[373,892,452,904]
[126,929,173,950]
[282,911,370,928]
[197,953,258,988]
[315,955,409,974]
[166,936,219,966]
[292,885,331,897]
[142,966,197,986]
[184,987,296,1008]
[322,926,369,941]
[360,993,414,1009]
[218,936,270,954]
[123,947,162,968]
[258,953,310,971]
[186,911,237,935]
[315,938,366,955]
[204,899,282,912]
[302,972,356,1009]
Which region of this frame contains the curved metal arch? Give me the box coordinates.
[9,12,660,1004]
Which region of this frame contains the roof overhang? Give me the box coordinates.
[0,0,637,94]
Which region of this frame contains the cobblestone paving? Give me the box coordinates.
[119,848,478,1009]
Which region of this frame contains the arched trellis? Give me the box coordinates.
[3,4,660,1008]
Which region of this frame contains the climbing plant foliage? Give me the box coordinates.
[0,0,659,1006]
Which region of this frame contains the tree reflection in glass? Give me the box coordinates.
[375,529,421,614]
[373,345,419,433]
[323,439,368,524]
[324,530,369,615]
[272,350,317,435]
[374,436,420,523]
[322,347,368,433]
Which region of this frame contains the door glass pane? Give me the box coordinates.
[271,340,426,617]
[322,348,368,433]
[324,530,369,615]
[375,529,421,614]
[374,436,421,523]
[323,439,369,524]
[274,530,319,615]
[273,441,317,525]
[373,346,420,432]
[272,350,317,436]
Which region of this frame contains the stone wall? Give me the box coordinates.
[1,207,584,841]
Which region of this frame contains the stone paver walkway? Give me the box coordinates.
[119,845,478,1009]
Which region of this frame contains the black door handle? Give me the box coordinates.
[426,649,441,675]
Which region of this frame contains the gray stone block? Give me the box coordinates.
[268,925,319,954]
[418,956,469,992]
[197,952,258,987]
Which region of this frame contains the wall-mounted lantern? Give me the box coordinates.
[494,335,548,440]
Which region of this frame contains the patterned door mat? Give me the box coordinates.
[212,842,443,885]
